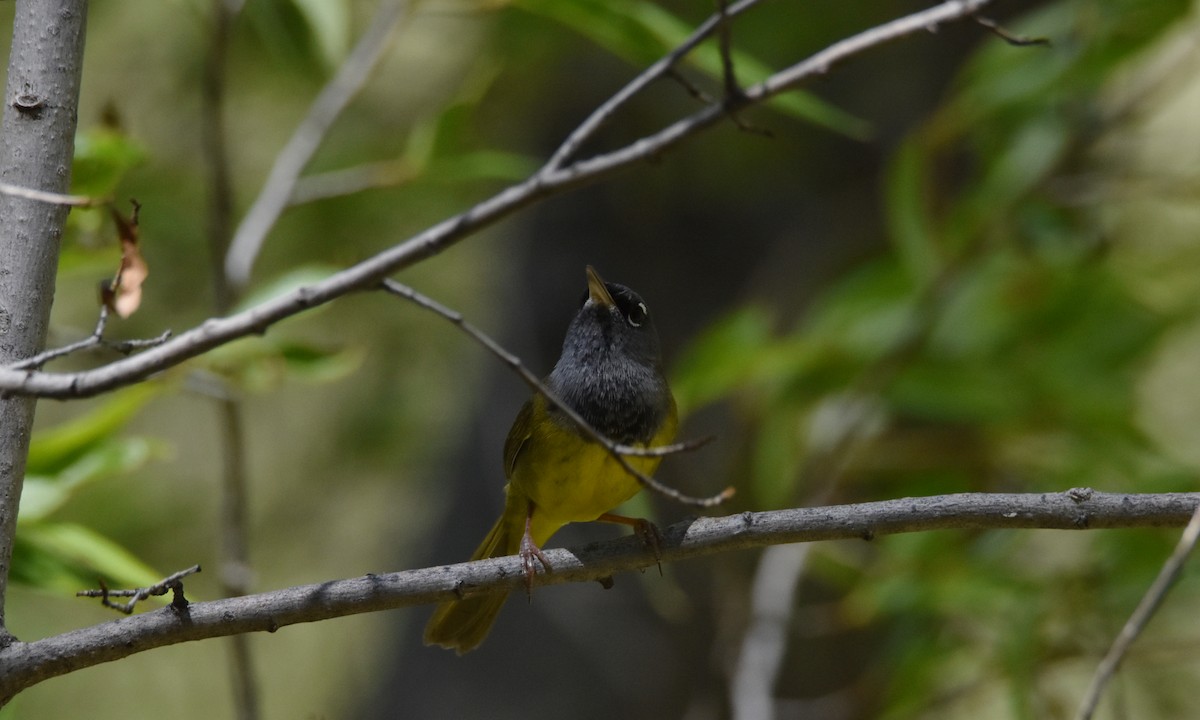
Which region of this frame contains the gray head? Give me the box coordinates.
[547,266,671,443]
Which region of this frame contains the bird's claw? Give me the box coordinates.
[631,518,664,576]
[519,533,552,599]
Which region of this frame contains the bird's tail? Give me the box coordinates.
[423,493,527,654]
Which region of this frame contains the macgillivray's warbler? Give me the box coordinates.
[424,266,678,653]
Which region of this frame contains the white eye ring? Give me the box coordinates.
[627,302,648,327]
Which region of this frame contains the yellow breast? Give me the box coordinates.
[507,395,678,542]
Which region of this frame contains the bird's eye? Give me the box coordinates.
[626,302,648,327]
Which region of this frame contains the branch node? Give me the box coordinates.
[1068,487,1095,503]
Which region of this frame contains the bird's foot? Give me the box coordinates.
[597,513,663,576]
[519,531,552,599]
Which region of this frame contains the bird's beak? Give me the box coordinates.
[586,265,615,308]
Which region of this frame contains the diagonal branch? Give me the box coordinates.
[0,0,997,400]
[1074,504,1200,720]
[222,0,410,289]
[0,489,1193,704]
[540,0,764,174]
[379,280,728,507]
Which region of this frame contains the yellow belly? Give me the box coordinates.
[508,400,678,544]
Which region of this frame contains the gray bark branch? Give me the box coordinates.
[0,489,1193,704]
[0,0,89,641]
[0,0,995,400]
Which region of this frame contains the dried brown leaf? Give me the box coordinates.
[102,201,148,319]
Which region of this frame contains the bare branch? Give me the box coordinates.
[9,307,111,370]
[0,490,1194,703]
[541,0,763,174]
[76,565,201,615]
[0,0,996,400]
[731,544,813,720]
[379,279,730,507]
[223,0,410,289]
[0,181,106,208]
[1074,504,1200,720]
[8,307,172,371]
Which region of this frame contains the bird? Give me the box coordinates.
[423,265,679,654]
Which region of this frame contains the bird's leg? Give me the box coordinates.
[596,513,663,575]
[520,503,552,598]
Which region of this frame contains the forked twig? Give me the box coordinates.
[0,0,1002,400]
[9,305,172,371]
[223,0,411,288]
[77,565,202,615]
[378,279,732,508]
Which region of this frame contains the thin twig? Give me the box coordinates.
[717,0,741,100]
[8,307,172,371]
[714,0,773,137]
[975,16,1050,47]
[76,565,202,615]
[666,68,714,104]
[0,181,107,208]
[106,330,174,354]
[2,491,1192,704]
[9,307,109,370]
[541,0,765,173]
[223,0,410,288]
[0,0,998,399]
[1074,504,1200,720]
[379,279,732,507]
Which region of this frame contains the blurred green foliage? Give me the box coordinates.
[516,0,873,138]
[5,0,1200,718]
[16,386,164,593]
[670,0,1200,716]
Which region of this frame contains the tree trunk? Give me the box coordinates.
[0,0,89,643]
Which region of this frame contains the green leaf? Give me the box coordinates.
[275,341,365,385]
[20,437,159,524]
[244,0,347,71]
[671,305,774,412]
[234,265,339,314]
[803,259,918,360]
[209,337,364,393]
[11,522,161,594]
[516,0,870,139]
[426,151,538,184]
[885,138,941,283]
[517,0,665,64]
[71,124,147,198]
[290,0,351,68]
[26,384,160,476]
